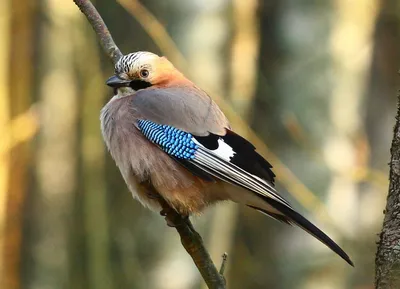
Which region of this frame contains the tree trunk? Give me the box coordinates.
[375,92,400,288]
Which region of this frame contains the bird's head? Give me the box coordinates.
[106,51,184,96]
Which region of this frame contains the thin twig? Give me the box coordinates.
[219,253,228,276]
[73,0,123,64]
[71,1,226,288]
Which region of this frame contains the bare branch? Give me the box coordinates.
[157,196,226,289]
[71,1,226,288]
[73,0,123,64]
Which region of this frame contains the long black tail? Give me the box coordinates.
[252,195,354,266]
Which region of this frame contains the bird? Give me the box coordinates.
[101,51,353,266]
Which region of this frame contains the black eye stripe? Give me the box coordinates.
[129,80,152,91]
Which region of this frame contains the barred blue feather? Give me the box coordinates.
[137,119,198,160]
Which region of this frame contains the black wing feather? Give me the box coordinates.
[195,129,276,184]
[256,195,354,266]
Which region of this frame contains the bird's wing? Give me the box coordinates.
[132,88,353,266]
[132,87,276,185]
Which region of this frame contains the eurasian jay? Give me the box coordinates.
[101,51,353,266]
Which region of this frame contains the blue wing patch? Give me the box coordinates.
[137,119,291,206]
[137,119,199,160]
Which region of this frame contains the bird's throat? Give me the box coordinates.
[116,87,135,98]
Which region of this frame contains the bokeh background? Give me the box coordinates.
[1,0,399,288]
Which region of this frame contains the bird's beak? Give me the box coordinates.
[106,75,131,88]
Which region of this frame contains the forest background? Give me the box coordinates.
[1,0,399,288]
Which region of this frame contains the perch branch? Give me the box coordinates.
[72,1,226,288]
[375,91,400,288]
[158,198,226,289]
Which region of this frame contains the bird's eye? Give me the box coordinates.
[139,69,149,78]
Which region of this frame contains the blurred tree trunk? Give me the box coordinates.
[228,1,284,289]
[203,1,261,287]
[23,1,79,288]
[228,0,259,118]
[74,19,113,289]
[321,0,378,288]
[1,1,36,289]
[326,0,377,238]
[0,0,11,285]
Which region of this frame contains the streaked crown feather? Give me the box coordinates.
[115,51,159,75]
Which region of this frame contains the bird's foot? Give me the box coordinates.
[159,208,188,228]
[159,208,168,217]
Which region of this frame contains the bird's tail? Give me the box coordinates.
[250,195,354,267]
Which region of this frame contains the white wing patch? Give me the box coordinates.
[214,139,236,161]
[192,138,236,161]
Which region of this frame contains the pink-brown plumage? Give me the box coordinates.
[100,86,229,215]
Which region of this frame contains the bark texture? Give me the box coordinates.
[375,92,400,289]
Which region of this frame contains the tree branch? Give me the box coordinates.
[158,198,226,289]
[375,91,400,289]
[72,1,226,288]
[73,0,122,64]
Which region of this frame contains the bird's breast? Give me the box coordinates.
[99,94,224,215]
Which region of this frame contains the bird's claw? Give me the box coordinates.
[159,208,188,228]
